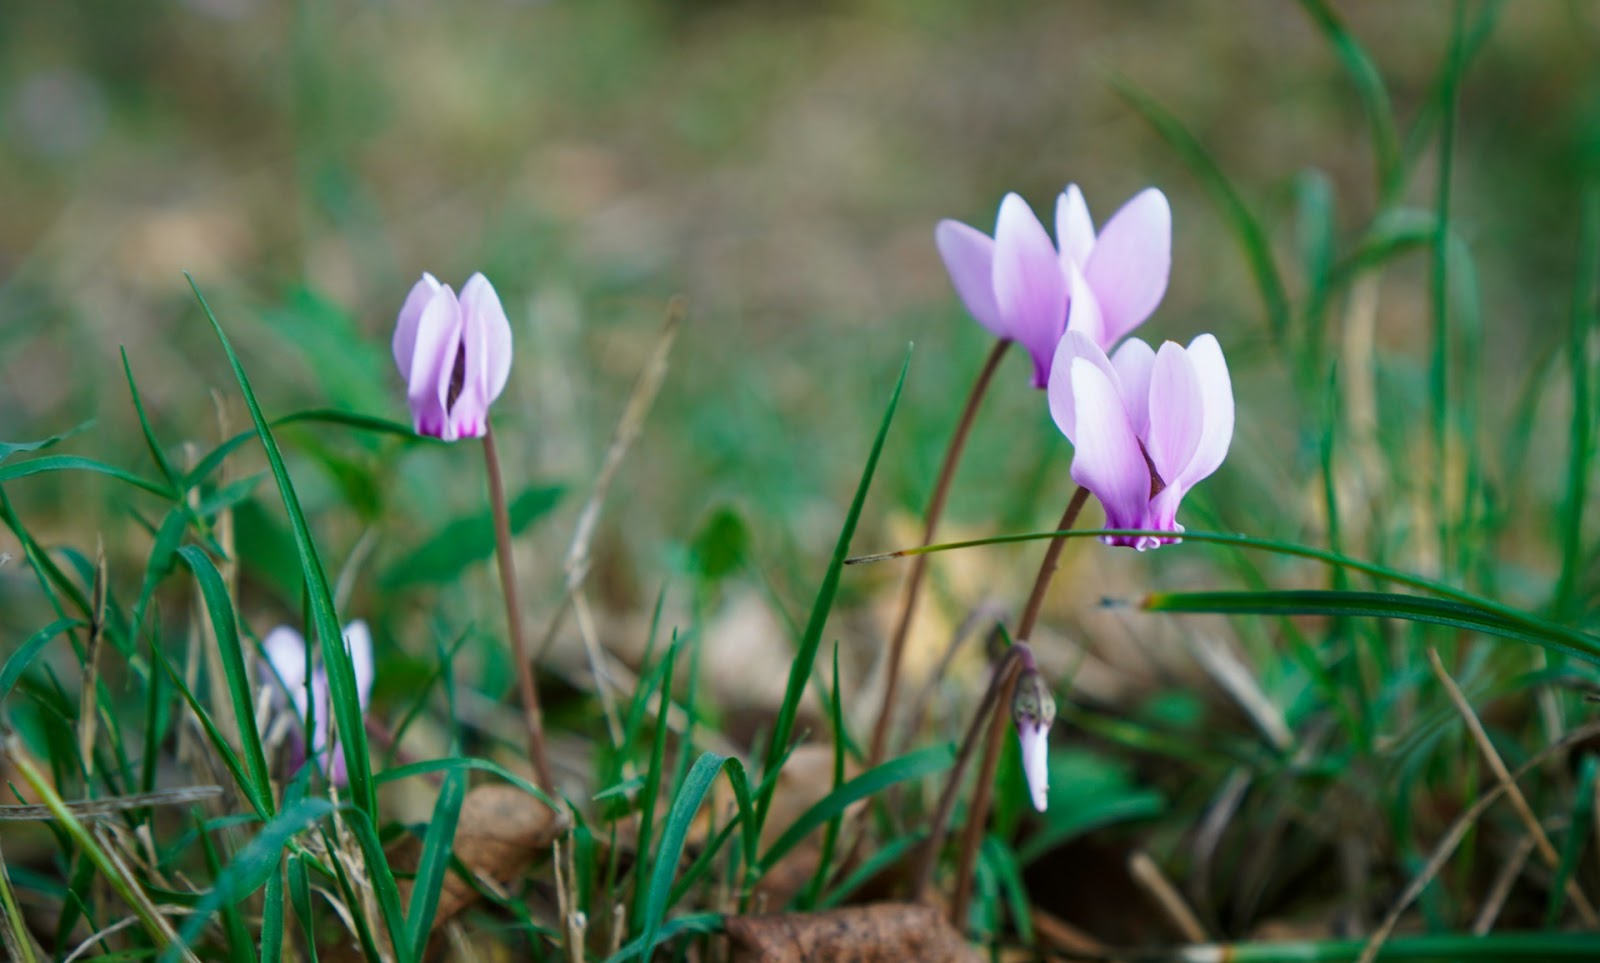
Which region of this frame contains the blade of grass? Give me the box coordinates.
[184,408,421,490]
[0,618,82,704]
[0,838,41,963]
[186,274,375,818]
[1428,1,1466,572]
[796,644,849,910]
[120,349,182,490]
[287,853,319,963]
[1557,184,1600,617]
[176,545,274,817]
[1547,753,1600,926]
[1112,77,1291,343]
[0,421,92,465]
[197,812,258,963]
[632,634,680,929]
[404,768,466,960]
[261,862,285,963]
[0,455,171,498]
[638,752,726,961]
[1297,0,1400,197]
[336,805,411,963]
[757,347,911,829]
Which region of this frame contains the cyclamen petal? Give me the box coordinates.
[394,271,513,442]
[1082,188,1171,346]
[1017,719,1050,812]
[258,621,375,788]
[993,194,1069,387]
[1067,358,1150,534]
[935,220,1004,337]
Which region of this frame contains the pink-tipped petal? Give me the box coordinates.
[1110,338,1157,439]
[1068,358,1151,533]
[1017,721,1051,812]
[407,285,462,440]
[935,220,1005,339]
[262,626,311,718]
[1144,341,1205,487]
[392,272,441,378]
[1177,333,1235,488]
[1063,261,1107,350]
[1047,331,1118,445]
[1083,188,1171,345]
[459,273,513,406]
[993,193,1068,385]
[1055,184,1095,274]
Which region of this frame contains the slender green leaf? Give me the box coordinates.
[638,752,724,961]
[759,745,953,874]
[187,275,375,818]
[0,455,171,498]
[0,421,91,465]
[197,813,257,963]
[405,769,466,959]
[373,757,556,810]
[1557,185,1600,617]
[0,619,81,705]
[261,863,285,963]
[633,636,680,927]
[337,805,411,963]
[287,853,319,963]
[184,408,422,490]
[1297,0,1400,196]
[758,347,910,827]
[1548,754,1600,926]
[120,349,181,490]
[176,546,274,817]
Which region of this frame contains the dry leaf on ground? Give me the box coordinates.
[724,902,981,963]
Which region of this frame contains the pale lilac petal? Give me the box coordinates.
[308,665,334,776]
[1062,261,1107,349]
[1017,720,1050,812]
[343,621,375,710]
[1055,184,1095,274]
[935,220,1005,339]
[392,273,441,379]
[1068,358,1150,534]
[1177,333,1235,488]
[1110,338,1156,439]
[1083,188,1171,345]
[993,193,1069,387]
[1047,331,1117,445]
[1146,481,1189,541]
[448,277,495,440]
[261,626,310,718]
[459,273,513,408]
[1144,341,1205,487]
[407,285,462,441]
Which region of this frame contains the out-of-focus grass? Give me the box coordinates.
[6,0,1600,958]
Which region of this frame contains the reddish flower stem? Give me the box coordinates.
[484,424,556,793]
[869,338,1011,768]
[948,485,1088,926]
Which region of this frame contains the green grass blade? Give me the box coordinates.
[337,805,411,963]
[404,768,466,960]
[287,853,319,963]
[176,545,274,817]
[261,858,285,963]
[0,422,92,466]
[796,644,849,909]
[0,455,172,498]
[120,348,182,490]
[758,744,953,875]
[0,838,41,963]
[186,274,375,818]
[197,812,258,963]
[639,751,726,961]
[1428,1,1467,572]
[184,408,421,490]
[1557,184,1600,617]
[0,618,82,705]
[147,639,267,819]
[633,634,680,928]
[1297,0,1400,197]
[816,832,925,909]
[1143,589,1600,663]
[758,347,911,828]
[1547,753,1600,926]
[373,757,555,809]
[1112,77,1291,343]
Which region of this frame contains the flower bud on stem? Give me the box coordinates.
[484,424,556,793]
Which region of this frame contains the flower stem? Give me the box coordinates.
[483,424,556,793]
[869,338,1011,768]
[911,642,1033,903]
[948,484,1088,926]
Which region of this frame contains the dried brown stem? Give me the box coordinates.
[868,338,1011,769]
[484,424,555,793]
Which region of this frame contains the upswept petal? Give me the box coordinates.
[1110,338,1156,439]
[344,621,375,710]
[1083,188,1171,346]
[1062,261,1107,349]
[1055,184,1095,274]
[1144,341,1205,487]
[451,286,492,440]
[1047,331,1118,445]
[935,220,1005,339]
[993,193,1068,386]
[392,272,441,378]
[262,626,310,717]
[1177,333,1235,488]
[1017,721,1051,812]
[1068,358,1150,533]
[407,285,462,440]
[459,273,513,407]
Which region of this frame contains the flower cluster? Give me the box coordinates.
[260,621,375,788]
[938,183,1237,810]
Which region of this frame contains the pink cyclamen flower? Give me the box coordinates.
[936,185,1171,387]
[1048,330,1234,550]
[1012,667,1055,812]
[261,621,374,787]
[393,272,513,441]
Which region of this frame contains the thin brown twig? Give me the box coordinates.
[1471,833,1536,934]
[484,423,555,793]
[1426,647,1598,924]
[868,338,1010,769]
[1129,850,1208,942]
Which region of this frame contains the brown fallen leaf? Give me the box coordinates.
[724,902,981,963]
[393,783,567,927]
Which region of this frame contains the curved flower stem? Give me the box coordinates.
[911,642,1033,903]
[483,424,556,793]
[948,485,1088,926]
[869,338,1011,768]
